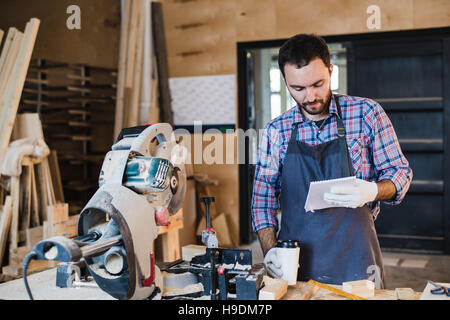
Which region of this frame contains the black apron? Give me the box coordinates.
[278,95,385,288]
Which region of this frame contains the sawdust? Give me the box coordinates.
[221,262,250,271]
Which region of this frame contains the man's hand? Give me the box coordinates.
[323,178,378,208]
[263,247,283,278]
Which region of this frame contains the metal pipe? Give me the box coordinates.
[80,235,123,258]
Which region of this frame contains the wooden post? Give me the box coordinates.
[114,0,132,139]
[151,1,174,125]
[157,209,184,262]
[9,177,20,249]
[0,196,13,266]
[0,28,22,96]
[129,0,146,126]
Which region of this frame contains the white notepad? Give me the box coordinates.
[304,176,357,212]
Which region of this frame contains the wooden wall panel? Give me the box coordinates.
[160,0,449,78]
[160,0,449,245]
[413,0,450,29]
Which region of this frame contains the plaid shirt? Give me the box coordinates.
[251,94,413,233]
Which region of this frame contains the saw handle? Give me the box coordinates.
[201,197,215,229]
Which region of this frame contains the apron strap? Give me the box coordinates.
[289,94,354,177]
[334,94,354,177]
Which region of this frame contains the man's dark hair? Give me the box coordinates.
[278,34,330,76]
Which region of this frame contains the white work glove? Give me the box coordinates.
[323,178,378,209]
[263,247,283,278]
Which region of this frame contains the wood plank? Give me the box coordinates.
[342,279,375,299]
[25,226,43,249]
[29,165,40,227]
[8,177,20,249]
[43,214,78,239]
[129,0,146,127]
[43,158,56,205]
[0,196,13,266]
[0,29,4,48]
[0,18,40,177]
[161,229,180,262]
[11,113,45,141]
[47,150,64,203]
[259,276,288,300]
[0,28,22,97]
[19,164,32,231]
[152,1,174,125]
[46,203,69,224]
[158,209,183,262]
[0,28,17,75]
[122,0,140,128]
[34,162,49,222]
[139,0,153,125]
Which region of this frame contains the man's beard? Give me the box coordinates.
[297,90,332,117]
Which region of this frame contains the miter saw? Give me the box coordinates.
[22,123,266,300]
[22,123,187,300]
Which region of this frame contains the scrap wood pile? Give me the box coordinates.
[0,19,75,280]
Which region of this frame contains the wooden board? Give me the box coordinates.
[259,275,288,300]
[152,1,174,125]
[11,113,45,141]
[47,150,64,203]
[9,177,20,249]
[0,28,22,97]
[46,203,69,224]
[43,214,78,239]
[0,18,40,177]
[34,163,49,222]
[129,0,145,127]
[157,209,183,262]
[25,225,43,249]
[19,164,32,231]
[114,0,132,139]
[0,196,13,266]
[0,28,17,75]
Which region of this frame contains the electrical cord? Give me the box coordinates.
[23,251,38,300]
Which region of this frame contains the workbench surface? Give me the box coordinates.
[284,281,422,300]
[0,268,422,300]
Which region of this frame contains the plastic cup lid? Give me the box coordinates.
[276,239,300,248]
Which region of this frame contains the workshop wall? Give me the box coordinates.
[160,0,450,245]
[160,0,450,78]
[0,0,121,69]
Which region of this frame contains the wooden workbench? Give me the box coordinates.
[0,268,422,300]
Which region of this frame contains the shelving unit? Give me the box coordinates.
[18,59,117,215]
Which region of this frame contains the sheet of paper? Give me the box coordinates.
[304,176,356,212]
[419,282,450,300]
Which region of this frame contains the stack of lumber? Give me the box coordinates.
[0,18,40,178]
[0,114,75,277]
[114,0,173,139]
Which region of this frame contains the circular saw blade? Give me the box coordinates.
[167,164,186,215]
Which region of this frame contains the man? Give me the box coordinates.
[251,34,412,288]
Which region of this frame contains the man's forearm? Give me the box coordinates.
[257,227,277,256]
[375,179,397,202]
